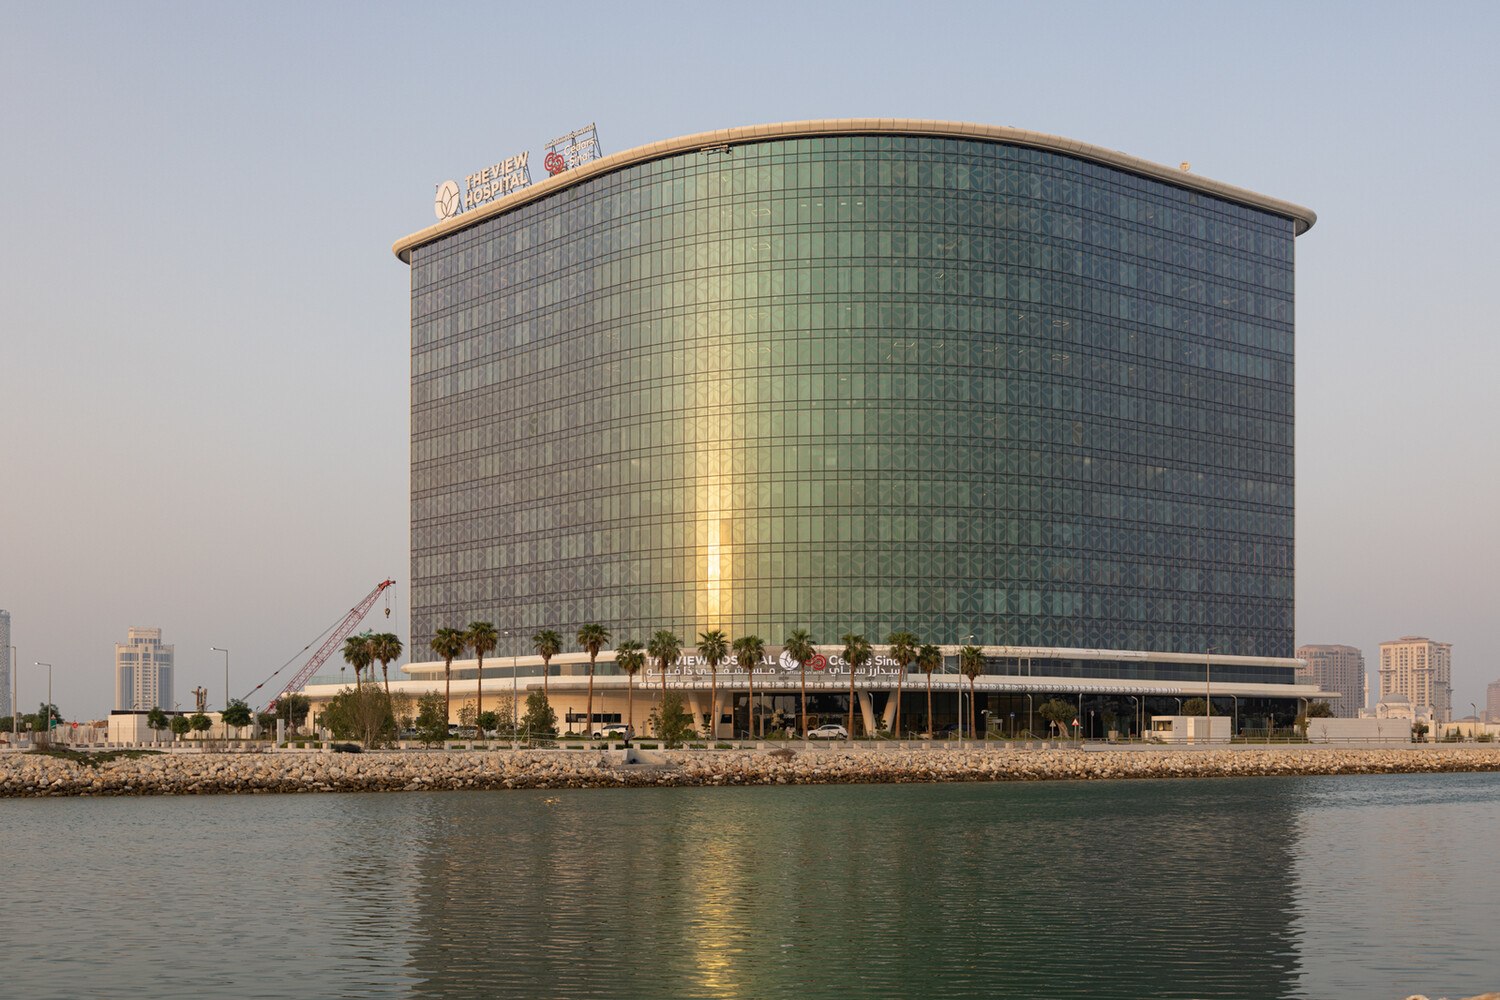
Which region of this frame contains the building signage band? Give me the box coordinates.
[433,122,603,222]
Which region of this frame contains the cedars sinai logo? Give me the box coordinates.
[778,650,828,671]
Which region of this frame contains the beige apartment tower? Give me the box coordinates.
[1486,680,1500,724]
[1378,636,1452,724]
[1297,644,1365,717]
[115,627,174,711]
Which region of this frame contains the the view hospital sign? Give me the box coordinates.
[434,123,603,222]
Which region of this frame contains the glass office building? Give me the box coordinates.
[382,120,1323,731]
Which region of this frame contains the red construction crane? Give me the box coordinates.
[251,579,397,711]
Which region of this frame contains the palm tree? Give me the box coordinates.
[429,627,466,732]
[917,643,942,737]
[342,634,373,691]
[732,634,767,738]
[531,629,562,702]
[646,630,683,735]
[960,645,984,737]
[697,630,729,739]
[465,621,498,739]
[576,624,611,737]
[370,632,403,699]
[841,633,872,739]
[886,631,918,739]
[616,640,645,733]
[784,629,816,739]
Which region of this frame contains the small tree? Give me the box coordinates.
[146,706,169,739]
[520,689,557,737]
[415,693,448,746]
[1038,699,1074,739]
[1306,701,1335,719]
[274,693,312,732]
[648,692,693,749]
[476,711,499,736]
[221,699,253,737]
[1412,721,1429,742]
[1182,698,1209,716]
[189,713,213,739]
[323,686,396,748]
[170,715,191,740]
[390,692,417,735]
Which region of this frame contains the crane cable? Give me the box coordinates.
[239,613,348,706]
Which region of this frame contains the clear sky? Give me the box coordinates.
[3,0,1497,720]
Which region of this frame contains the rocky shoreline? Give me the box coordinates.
[5,745,1500,797]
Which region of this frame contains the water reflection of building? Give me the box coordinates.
[398,783,1305,998]
[313,118,1329,735]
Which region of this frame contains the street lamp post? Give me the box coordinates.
[9,644,17,738]
[212,647,230,739]
[1128,695,1139,741]
[1205,645,1218,744]
[960,635,974,745]
[34,662,52,742]
[506,630,517,740]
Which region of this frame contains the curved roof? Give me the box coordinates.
[394,118,1316,263]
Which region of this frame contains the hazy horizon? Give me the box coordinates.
[4,1,1497,720]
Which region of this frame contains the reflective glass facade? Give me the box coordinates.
[408,132,1299,660]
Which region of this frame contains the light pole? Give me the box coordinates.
[1472,703,1479,741]
[1205,645,1218,743]
[34,662,52,741]
[506,630,517,737]
[1128,695,1139,741]
[211,647,230,739]
[9,644,17,738]
[1025,693,1033,739]
[960,635,974,745]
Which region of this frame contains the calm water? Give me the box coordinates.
[4,772,1498,999]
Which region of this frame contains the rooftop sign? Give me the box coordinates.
[432,123,603,222]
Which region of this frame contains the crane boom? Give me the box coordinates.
[265,579,396,710]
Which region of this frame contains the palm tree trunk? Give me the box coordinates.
[382,662,391,700]
[969,678,976,736]
[627,672,634,732]
[444,660,452,734]
[801,664,808,739]
[543,657,550,702]
[475,655,483,742]
[894,668,905,738]
[748,668,756,740]
[926,674,933,738]
[660,662,667,736]
[586,654,596,738]
[847,666,856,739]
[709,666,717,740]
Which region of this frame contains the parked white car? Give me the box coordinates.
[592,724,633,740]
[807,724,849,740]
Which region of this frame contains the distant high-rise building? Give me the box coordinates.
[114,627,174,711]
[1486,680,1500,724]
[1378,636,1452,724]
[0,609,11,719]
[1297,644,1365,718]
